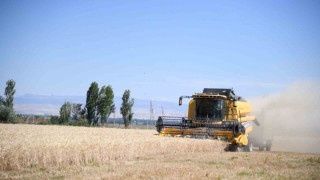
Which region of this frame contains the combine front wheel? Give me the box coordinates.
[227,144,243,152]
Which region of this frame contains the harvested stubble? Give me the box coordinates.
[0,124,225,170]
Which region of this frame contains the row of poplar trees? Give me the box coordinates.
[85,82,135,127]
[86,82,115,126]
[59,82,134,128]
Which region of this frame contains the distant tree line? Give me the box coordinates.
[0,79,134,128]
[0,80,16,123]
[54,82,134,128]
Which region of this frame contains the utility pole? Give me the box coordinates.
[161,105,165,116]
[113,110,116,127]
[150,100,154,129]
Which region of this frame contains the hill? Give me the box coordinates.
[13,94,188,118]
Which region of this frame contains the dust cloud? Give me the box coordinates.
[249,81,320,154]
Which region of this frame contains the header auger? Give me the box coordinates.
[156,88,257,152]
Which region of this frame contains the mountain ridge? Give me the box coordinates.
[13,94,188,118]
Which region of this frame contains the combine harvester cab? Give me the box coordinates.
[156,88,256,152]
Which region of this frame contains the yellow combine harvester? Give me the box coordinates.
[156,88,257,152]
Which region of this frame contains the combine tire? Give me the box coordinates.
[227,144,243,152]
[236,147,243,152]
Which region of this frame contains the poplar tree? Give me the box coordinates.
[72,103,82,121]
[0,79,16,123]
[86,82,99,125]
[98,85,115,126]
[0,96,4,106]
[59,101,71,124]
[120,90,134,128]
[5,80,16,108]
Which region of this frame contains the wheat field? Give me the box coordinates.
[0,124,319,179]
[0,124,225,170]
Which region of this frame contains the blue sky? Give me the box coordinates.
[1,0,319,102]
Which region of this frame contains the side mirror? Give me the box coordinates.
[179,97,183,106]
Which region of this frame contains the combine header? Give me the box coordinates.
[156,88,257,152]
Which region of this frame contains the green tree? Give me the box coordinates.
[120,90,134,128]
[86,82,99,125]
[0,96,4,105]
[59,101,71,124]
[72,103,82,121]
[98,85,115,126]
[0,79,16,123]
[50,115,60,124]
[0,106,16,123]
[4,80,16,108]
[79,107,87,119]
